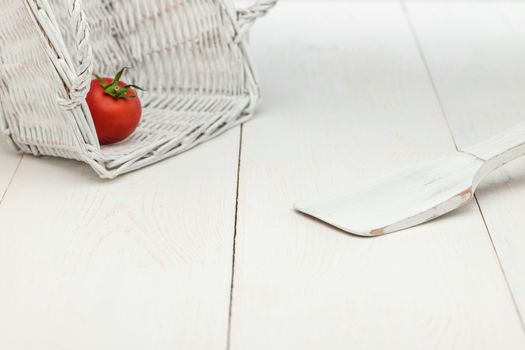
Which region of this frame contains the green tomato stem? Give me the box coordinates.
[94,67,144,99]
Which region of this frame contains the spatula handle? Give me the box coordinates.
[465,121,525,173]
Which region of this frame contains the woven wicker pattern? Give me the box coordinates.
[0,0,276,178]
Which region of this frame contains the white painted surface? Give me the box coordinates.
[296,120,525,236]
[0,129,240,349]
[406,0,525,324]
[296,152,482,236]
[0,1,525,349]
[230,2,525,349]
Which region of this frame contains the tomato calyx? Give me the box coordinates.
[94,67,144,99]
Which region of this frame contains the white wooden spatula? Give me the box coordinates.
[295,122,525,236]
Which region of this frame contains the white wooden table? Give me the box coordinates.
[1,1,525,349]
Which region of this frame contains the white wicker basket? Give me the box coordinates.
[0,0,276,178]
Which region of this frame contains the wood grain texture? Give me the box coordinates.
[0,138,21,201]
[0,128,240,350]
[229,2,525,349]
[406,0,525,325]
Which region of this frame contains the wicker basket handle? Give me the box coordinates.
[58,0,94,110]
[236,0,277,37]
[59,0,276,109]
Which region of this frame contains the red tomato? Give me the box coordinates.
[86,69,143,145]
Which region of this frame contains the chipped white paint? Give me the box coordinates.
[406,0,525,322]
[296,122,525,236]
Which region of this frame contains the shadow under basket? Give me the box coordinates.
[0,0,277,178]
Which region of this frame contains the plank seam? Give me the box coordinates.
[0,155,23,208]
[402,0,525,332]
[474,195,525,331]
[400,0,458,151]
[226,125,243,350]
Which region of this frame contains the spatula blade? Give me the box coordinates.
[295,152,484,236]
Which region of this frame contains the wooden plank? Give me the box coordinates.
[229,2,525,349]
[405,0,525,325]
[0,129,240,349]
[0,138,21,201]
